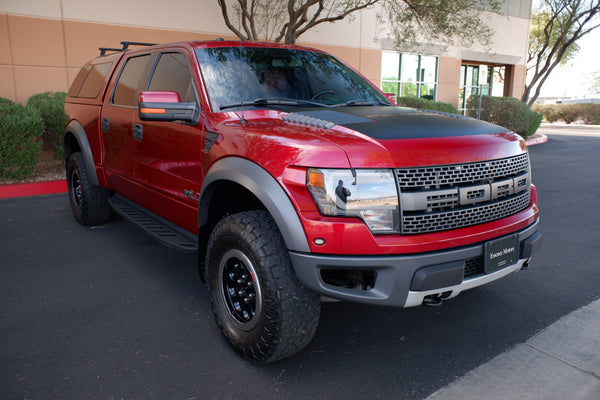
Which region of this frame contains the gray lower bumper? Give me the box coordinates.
[289,221,541,307]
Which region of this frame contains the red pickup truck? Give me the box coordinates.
[64,40,541,362]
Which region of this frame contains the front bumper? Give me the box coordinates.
[289,221,541,307]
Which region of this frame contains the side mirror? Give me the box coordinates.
[138,91,198,123]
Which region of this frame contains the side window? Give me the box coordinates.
[148,53,196,102]
[68,66,91,97]
[78,62,113,98]
[112,54,154,107]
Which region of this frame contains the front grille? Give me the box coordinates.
[395,154,531,235]
[396,154,529,189]
[402,191,530,234]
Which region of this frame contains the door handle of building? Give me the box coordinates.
[133,124,143,141]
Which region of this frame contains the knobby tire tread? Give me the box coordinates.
[67,152,111,226]
[205,210,320,363]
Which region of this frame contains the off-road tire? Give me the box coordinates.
[205,210,320,363]
[66,152,111,225]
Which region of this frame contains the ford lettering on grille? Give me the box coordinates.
[396,154,531,234]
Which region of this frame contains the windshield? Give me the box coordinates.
[195,46,391,112]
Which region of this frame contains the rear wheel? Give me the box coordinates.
[205,210,320,363]
[66,152,111,225]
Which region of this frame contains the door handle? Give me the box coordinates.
[102,118,109,133]
[133,124,143,141]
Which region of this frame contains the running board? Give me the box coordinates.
[108,194,198,253]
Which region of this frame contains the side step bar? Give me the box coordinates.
[108,194,198,253]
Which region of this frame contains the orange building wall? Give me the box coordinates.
[0,14,386,104]
[0,13,527,107]
[509,64,527,100]
[437,57,462,106]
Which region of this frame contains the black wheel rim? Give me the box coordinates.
[71,170,82,206]
[219,249,262,330]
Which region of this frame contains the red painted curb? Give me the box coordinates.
[525,134,548,146]
[0,180,67,199]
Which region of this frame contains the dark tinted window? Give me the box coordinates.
[78,62,113,98]
[148,53,195,102]
[68,66,91,97]
[112,55,153,106]
[196,47,389,111]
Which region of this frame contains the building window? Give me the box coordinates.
[458,64,506,114]
[381,51,438,100]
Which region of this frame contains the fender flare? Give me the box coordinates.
[198,157,310,253]
[64,120,99,187]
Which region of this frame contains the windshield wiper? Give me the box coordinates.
[220,98,330,110]
[335,99,391,107]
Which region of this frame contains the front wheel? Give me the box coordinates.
[205,211,320,363]
[66,152,111,225]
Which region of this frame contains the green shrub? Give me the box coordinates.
[467,95,542,138]
[577,103,600,125]
[554,104,580,124]
[397,96,459,114]
[0,102,44,179]
[0,97,14,107]
[26,91,68,160]
[532,104,559,123]
[532,103,600,125]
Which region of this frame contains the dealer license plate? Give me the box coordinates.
[484,234,519,274]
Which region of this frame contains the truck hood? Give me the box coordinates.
[281,106,528,168]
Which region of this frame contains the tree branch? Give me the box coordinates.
[217,0,249,40]
[295,1,379,39]
[524,0,600,103]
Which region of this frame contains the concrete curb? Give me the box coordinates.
[425,298,600,400]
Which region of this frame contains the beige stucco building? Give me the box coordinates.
[0,0,531,109]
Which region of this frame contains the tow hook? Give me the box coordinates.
[423,291,452,307]
[423,294,444,307]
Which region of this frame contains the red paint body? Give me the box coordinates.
[65,40,539,255]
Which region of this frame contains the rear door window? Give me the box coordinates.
[112,54,154,107]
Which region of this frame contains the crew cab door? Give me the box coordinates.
[132,51,205,234]
[101,53,156,198]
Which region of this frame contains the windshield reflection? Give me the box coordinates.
[195,46,390,112]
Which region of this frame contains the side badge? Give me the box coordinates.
[183,189,200,202]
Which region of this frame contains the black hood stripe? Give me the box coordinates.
[285,107,509,140]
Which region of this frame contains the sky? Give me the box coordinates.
[535,26,600,99]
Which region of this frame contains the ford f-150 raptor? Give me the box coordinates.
[64,40,541,362]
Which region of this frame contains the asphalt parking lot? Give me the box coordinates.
[1,131,599,400]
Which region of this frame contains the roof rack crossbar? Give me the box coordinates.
[99,47,125,56]
[120,41,157,50]
[99,41,158,56]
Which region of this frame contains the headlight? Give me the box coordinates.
[307,168,399,233]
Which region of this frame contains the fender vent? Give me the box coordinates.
[283,113,336,129]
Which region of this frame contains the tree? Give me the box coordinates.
[592,71,600,93]
[523,0,600,106]
[217,0,500,47]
